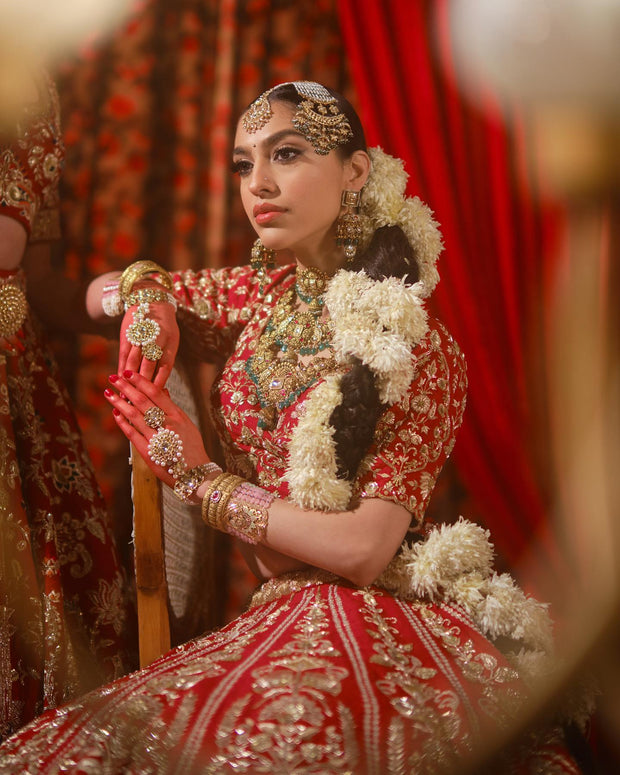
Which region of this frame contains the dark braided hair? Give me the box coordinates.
[330,226,419,479]
[268,84,420,480]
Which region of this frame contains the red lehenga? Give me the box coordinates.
[0,75,133,740]
[0,265,582,772]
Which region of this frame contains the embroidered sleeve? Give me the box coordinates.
[172,264,294,362]
[0,72,64,241]
[353,320,467,529]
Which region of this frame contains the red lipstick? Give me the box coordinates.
[253,203,285,225]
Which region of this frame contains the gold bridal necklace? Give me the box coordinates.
[246,266,338,430]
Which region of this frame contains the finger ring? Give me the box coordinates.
[147,427,184,469]
[142,342,163,361]
[144,406,166,429]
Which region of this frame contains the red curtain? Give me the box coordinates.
[338,0,569,600]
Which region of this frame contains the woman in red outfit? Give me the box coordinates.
[0,82,588,772]
[0,73,133,740]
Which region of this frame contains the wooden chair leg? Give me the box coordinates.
[131,444,171,668]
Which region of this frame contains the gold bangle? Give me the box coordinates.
[201,473,231,529]
[0,284,28,338]
[118,260,173,303]
[200,475,271,544]
[201,473,244,531]
[213,475,245,530]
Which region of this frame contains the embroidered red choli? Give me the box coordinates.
[173,263,467,530]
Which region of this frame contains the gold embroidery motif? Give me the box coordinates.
[418,605,524,727]
[249,569,341,609]
[355,587,464,771]
[208,587,358,773]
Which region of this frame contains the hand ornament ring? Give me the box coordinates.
[142,342,163,361]
[144,406,166,429]
[125,316,160,347]
[147,427,185,469]
[125,300,160,349]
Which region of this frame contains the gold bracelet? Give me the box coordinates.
[200,475,272,544]
[226,481,273,544]
[124,288,177,310]
[0,284,28,338]
[118,260,174,303]
[201,473,244,531]
[201,473,231,529]
[173,462,222,503]
[213,475,245,530]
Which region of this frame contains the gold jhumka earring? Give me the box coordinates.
[250,238,276,292]
[336,189,362,262]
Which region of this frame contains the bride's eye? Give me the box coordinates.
[273,146,301,163]
[231,159,252,176]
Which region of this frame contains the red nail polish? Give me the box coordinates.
[123,370,133,378]
[113,408,121,416]
[109,374,119,383]
[104,388,113,397]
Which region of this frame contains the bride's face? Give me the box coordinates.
[232,99,352,265]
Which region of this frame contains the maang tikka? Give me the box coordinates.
[242,81,353,156]
[336,189,362,261]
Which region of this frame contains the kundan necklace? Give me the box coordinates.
[246,266,338,430]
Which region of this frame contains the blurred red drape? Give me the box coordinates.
[338,0,568,598]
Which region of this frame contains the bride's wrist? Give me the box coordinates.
[173,462,223,503]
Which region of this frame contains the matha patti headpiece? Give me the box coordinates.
[241,81,353,156]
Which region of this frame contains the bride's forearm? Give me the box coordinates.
[85,271,122,322]
[236,541,310,582]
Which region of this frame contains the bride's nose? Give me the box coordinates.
[247,160,277,196]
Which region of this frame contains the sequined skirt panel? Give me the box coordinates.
[0,310,134,740]
[0,579,579,774]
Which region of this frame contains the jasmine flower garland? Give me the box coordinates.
[285,271,429,510]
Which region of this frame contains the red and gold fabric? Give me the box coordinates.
[0,269,135,740]
[0,75,134,741]
[0,72,63,242]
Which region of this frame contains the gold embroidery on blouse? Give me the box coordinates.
[355,322,467,526]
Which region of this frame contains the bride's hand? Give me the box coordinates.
[118,300,180,387]
[105,369,209,489]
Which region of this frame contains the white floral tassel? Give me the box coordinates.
[326,269,429,405]
[376,518,554,656]
[286,375,352,511]
[359,147,444,297]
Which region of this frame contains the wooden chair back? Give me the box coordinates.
[131,361,227,668]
